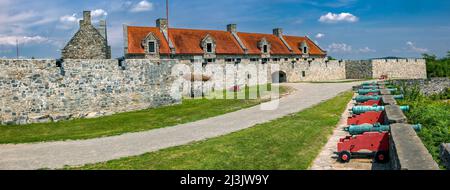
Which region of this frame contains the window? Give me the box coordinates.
[250,58,259,62]
[303,46,308,54]
[225,58,233,62]
[263,45,268,53]
[273,58,280,62]
[235,58,242,63]
[206,43,213,53]
[148,41,156,53]
[285,58,289,61]
[206,58,215,63]
[262,58,268,64]
[302,71,306,77]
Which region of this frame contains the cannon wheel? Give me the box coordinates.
[338,151,351,163]
[375,151,389,163]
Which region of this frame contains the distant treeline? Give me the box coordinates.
[422,52,450,78]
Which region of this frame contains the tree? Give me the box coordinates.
[446,51,450,59]
[327,56,336,60]
[422,53,436,61]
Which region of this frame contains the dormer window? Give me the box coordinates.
[142,32,160,59]
[201,34,216,58]
[258,38,271,58]
[148,41,156,53]
[300,41,309,55]
[206,43,213,53]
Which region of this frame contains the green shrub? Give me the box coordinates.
[397,80,450,168]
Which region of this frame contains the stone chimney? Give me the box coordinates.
[227,24,237,33]
[98,20,107,39]
[80,11,91,26]
[273,28,283,38]
[156,18,168,31]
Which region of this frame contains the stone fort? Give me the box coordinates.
[0,11,427,125]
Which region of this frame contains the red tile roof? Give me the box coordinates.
[237,32,292,55]
[283,35,326,55]
[126,26,326,56]
[127,26,170,54]
[169,28,244,55]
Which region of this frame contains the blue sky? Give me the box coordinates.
[0,0,449,59]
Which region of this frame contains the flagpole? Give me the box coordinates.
[16,39,19,59]
[166,0,170,59]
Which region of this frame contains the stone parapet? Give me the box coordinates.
[0,59,181,125]
[390,123,440,170]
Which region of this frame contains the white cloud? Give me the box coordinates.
[359,47,376,53]
[91,9,108,18]
[315,33,325,39]
[131,1,154,12]
[319,12,359,23]
[58,9,108,29]
[326,43,352,53]
[0,35,49,46]
[60,14,79,24]
[406,41,428,53]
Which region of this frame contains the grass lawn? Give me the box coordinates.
[74,90,353,170]
[0,84,290,144]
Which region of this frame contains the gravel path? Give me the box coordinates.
[0,82,360,170]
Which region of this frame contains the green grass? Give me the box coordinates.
[0,85,290,144]
[74,91,353,170]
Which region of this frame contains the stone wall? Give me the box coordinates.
[345,60,372,79]
[440,143,450,169]
[391,77,450,96]
[61,11,111,59]
[173,60,347,97]
[0,59,180,125]
[281,60,346,82]
[372,59,427,79]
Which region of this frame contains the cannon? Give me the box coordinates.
[360,85,380,89]
[344,123,422,135]
[350,105,409,114]
[360,85,395,89]
[361,82,378,86]
[354,94,404,103]
[358,88,397,95]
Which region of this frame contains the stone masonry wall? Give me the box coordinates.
[61,19,110,59]
[372,59,427,79]
[280,60,346,82]
[345,60,372,79]
[0,59,180,125]
[174,60,346,97]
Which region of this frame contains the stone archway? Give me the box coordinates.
[272,71,287,83]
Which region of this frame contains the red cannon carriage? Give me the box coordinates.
[337,132,390,163]
[347,111,385,125]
